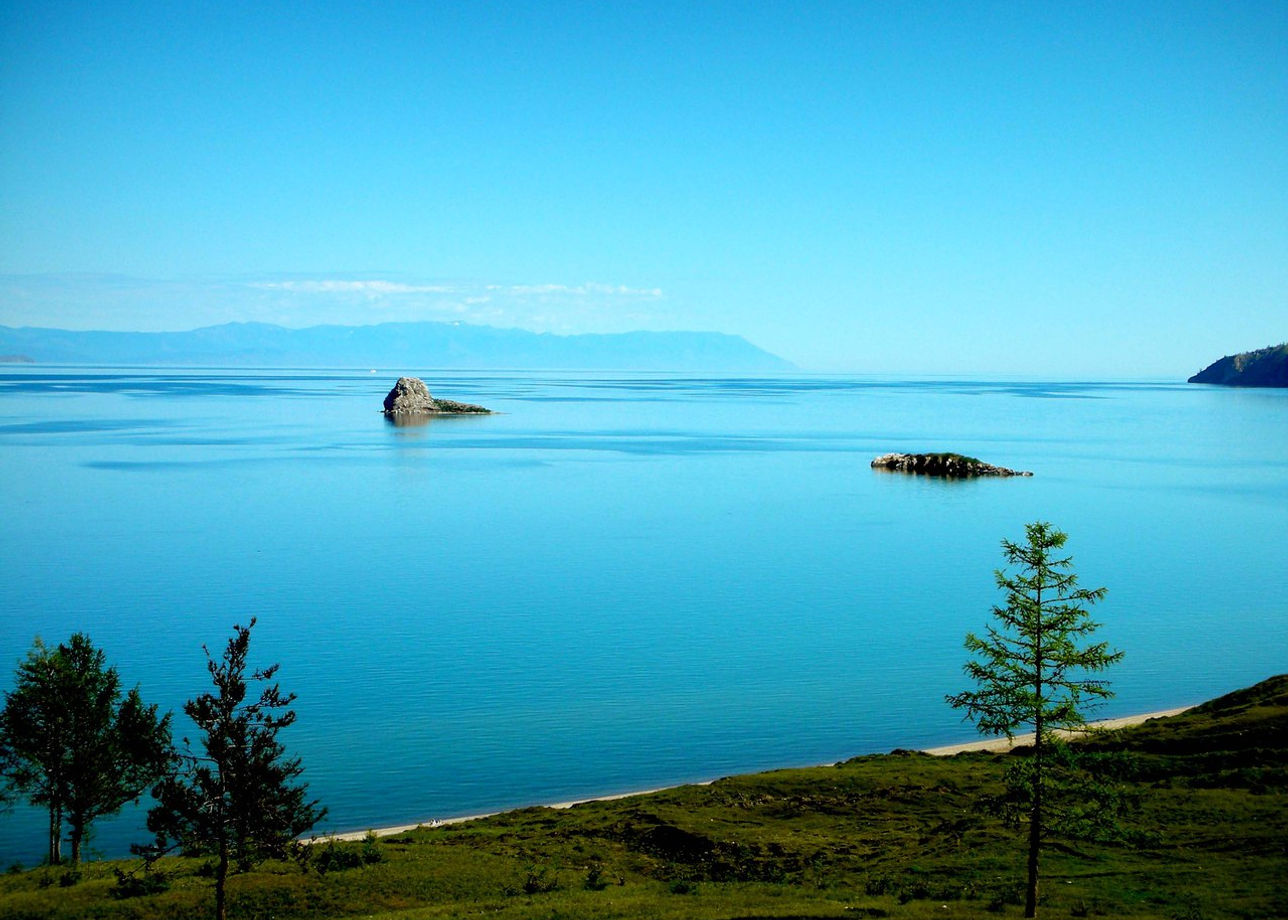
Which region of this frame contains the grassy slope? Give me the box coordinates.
[2,676,1286,920]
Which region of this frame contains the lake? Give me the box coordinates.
[1,368,1285,866]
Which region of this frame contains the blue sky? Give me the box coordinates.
[1,1,1284,374]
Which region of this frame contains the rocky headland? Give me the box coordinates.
[382,377,492,417]
[1188,342,1288,387]
[871,452,1033,478]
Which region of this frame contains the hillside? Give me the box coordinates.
[0,322,794,372]
[2,675,1284,919]
[1188,342,1288,387]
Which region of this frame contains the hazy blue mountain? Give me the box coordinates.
[1188,342,1288,387]
[0,322,794,371]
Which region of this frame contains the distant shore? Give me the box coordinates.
[317,705,1193,843]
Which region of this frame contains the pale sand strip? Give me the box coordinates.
[921,706,1193,756]
[317,705,1193,844]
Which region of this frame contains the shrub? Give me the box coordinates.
[864,873,897,895]
[310,836,384,874]
[520,864,559,894]
[360,831,384,865]
[583,862,607,891]
[110,866,170,899]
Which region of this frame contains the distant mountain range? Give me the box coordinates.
[0,322,794,372]
[1188,342,1288,387]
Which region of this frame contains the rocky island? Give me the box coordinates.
[871,452,1033,478]
[1188,342,1288,387]
[382,377,492,417]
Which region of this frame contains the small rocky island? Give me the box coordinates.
[382,377,492,417]
[1188,342,1288,387]
[871,452,1033,478]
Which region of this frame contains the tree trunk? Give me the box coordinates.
[47,802,61,866]
[215,840,229,920]
[1027,712,1044,917]
[1027,583,1044,919]
[1025,787,1041,917]
[69,822,83,867]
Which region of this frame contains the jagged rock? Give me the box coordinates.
[383,376,436,414]
[871,452,1032,478]
[382,377,491,416]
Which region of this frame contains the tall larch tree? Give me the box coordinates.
[947,521,1123,919]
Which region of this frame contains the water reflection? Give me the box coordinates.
[384,411,499,430]
[385,413,432,428]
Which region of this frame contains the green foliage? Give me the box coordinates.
[990,740,1137,844]
[948,522,1120,740]
[307,834,384,874]
[0,634,172,866]
[144,618,324,920]
[110,864,170,899]
[582,861,608,890]
[520,863,560,895]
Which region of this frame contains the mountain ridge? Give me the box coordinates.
[0,321,794,371]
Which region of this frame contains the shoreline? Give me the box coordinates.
[318,705,1193,844]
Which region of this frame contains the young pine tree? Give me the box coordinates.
[947,521,1123,919]
[146,618,324,920]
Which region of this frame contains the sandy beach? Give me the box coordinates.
[919,706,1193,756]
[319,705,1193,843]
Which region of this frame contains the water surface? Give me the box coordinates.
[1,369,1285,865]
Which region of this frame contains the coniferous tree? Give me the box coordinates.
[146,618,324,920]
[0,635,172,866]
[947,522,1123,919]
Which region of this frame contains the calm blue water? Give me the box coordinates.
[1,369,1286,865]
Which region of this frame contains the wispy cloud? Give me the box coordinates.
[494,283,663,298]
[0,273,672,334]
[250,279,664,300]
[248,280,459,296]
[234,277,669,333]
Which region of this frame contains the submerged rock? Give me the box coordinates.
[382,377,491,416]
[871,452,1032,478]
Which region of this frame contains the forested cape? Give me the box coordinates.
[1188,342,1288,387]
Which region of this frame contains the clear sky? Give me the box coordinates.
[1,1,1284,374]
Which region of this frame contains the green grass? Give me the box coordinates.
[3,676,1286,920]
